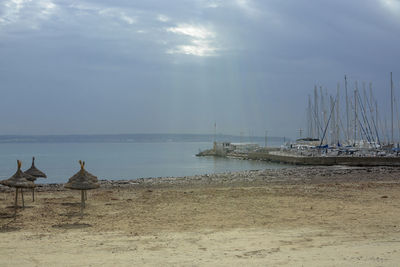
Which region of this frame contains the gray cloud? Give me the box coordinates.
[0,0,399,137]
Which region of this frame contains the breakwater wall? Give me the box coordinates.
[247,152,400,167]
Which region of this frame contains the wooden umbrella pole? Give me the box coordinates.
[80,190,85,216]
[32,188,35,202]
[21,188,25,208]
[14,188,18,217]
[15,188,18,207]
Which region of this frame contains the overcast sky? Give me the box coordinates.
[0,0,399,138]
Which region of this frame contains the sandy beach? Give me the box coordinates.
[1,166,400,266]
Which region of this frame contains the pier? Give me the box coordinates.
[197,144,400,167]
[247,151,400,167]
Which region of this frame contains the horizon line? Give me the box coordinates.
[0,133,289,139]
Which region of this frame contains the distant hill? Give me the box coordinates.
[0,134,288,144]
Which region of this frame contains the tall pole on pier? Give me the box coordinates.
[391,72,394,144]
[212,122,217,152]
[265,130,268,148]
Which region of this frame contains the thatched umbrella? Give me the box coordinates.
[65,161,99,214]
[24,157,47,202]
[0,160,35,208]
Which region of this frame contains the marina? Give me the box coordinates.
[198,73,400,166]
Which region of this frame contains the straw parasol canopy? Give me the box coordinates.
[65,161,99,214]
[24,157,47,181]
[65,161,99,190]
[0,160,35,208]
[0,160,36,189]
[24,157,47,202]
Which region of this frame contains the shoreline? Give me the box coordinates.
[0,165,398,191]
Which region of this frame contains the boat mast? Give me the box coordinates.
[385,118,389,144]
[363,82,371,141]
[308,94,313,138]
[391,72,394,144]
[354,82,358,145]
[368,82,380,145]
[314,86,319,139]
[319,95,337,147]
[330,95,335,145]
[376,100,379,143]
[324,88,328,137]
[320,86,327,142]
[336,83,340,145]
[345,75,350,143]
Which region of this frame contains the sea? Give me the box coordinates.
[0,134,291,184]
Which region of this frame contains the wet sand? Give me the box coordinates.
[1,166,400,266]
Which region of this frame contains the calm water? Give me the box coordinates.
[0,142,289,184]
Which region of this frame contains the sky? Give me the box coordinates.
[0,0,399,138]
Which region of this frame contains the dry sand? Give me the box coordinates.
[1,166,400,266]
